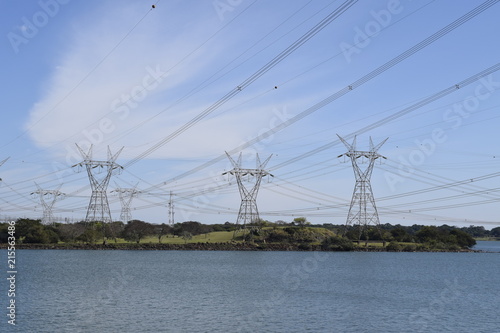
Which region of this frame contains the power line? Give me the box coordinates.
[123,0,359,168]
[140,1,499,192]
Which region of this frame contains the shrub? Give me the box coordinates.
[265,229,290,243]
[386,241,402,252]
[402,244,417,252]
[23,225,59,244]
[321,236,355,251]
[298,243,312,251]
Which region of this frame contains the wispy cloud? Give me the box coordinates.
[24,1,268,162]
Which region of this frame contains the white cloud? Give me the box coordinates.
[25,0,251,162]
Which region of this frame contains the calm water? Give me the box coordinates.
[1,245,499,333]
[473,240,500,253]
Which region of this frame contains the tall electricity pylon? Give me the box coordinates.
[72,144,123,223]
[338,135,387,240]
[111,184,140,223]
[31,183,65,225]
[168,191,175,226]
[223,152,273,231]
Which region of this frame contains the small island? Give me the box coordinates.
[1,217,498,252]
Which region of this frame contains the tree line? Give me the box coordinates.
[0,217,497,249]
[0,219,236,245]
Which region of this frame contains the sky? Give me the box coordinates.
[1,0,499,228]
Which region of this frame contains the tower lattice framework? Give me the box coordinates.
[168,191,175,226]
[111,184,140,223]
[223,152,273,229]
[31,183,65,225]
[338,135,387,238]
[72,145,123,223]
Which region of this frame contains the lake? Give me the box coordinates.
[1,244,499,332]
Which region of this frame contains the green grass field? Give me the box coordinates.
[474,237,499,241]
[103,231,236,245]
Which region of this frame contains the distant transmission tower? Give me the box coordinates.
[168,191,175,226]
[338,135,387,240]
[111,184,140,223]
[72,145,123,223]
[31,183,65,225]
[223,152,273,232]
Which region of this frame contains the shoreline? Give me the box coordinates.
[0,242,482,252]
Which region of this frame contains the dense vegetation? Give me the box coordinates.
[0,217,495,251]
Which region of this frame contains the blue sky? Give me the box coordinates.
[1,0,499,228]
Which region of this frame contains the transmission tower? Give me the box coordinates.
[111,184,140,223]
[337,135,387,240]
[72,145,123,223]
[31,183,65,225]
[168,191,175,226]
[223,152,273,232]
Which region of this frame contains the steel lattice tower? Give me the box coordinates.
[111,184,140,223]
[31,183,65,225]
[72,145,123,223]
[223,152,273,230]
[168,191,175,226]
[338,135,387,239]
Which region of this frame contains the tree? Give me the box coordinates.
[415,226,440,243]
[15,218,42,239]
[180,221,204,235]
[0,223,8,243]
[321,235,355,251]
[23,225,59,244]
[122,220,155,244]
[105,221,125,243]
[181,231,192,244]
[416,225,476,249]
[264,229,289,243]
[155,223,172,243]
[12,219,59,244]
[58,223,86,242]
[293,217,308,228]
[391,227,410,242]
[490,227,500,237]
[460,225,487,238]
[449,229,476,248]
[76,228,102,245]
[211,224,226,232]
[386,241,402,252]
